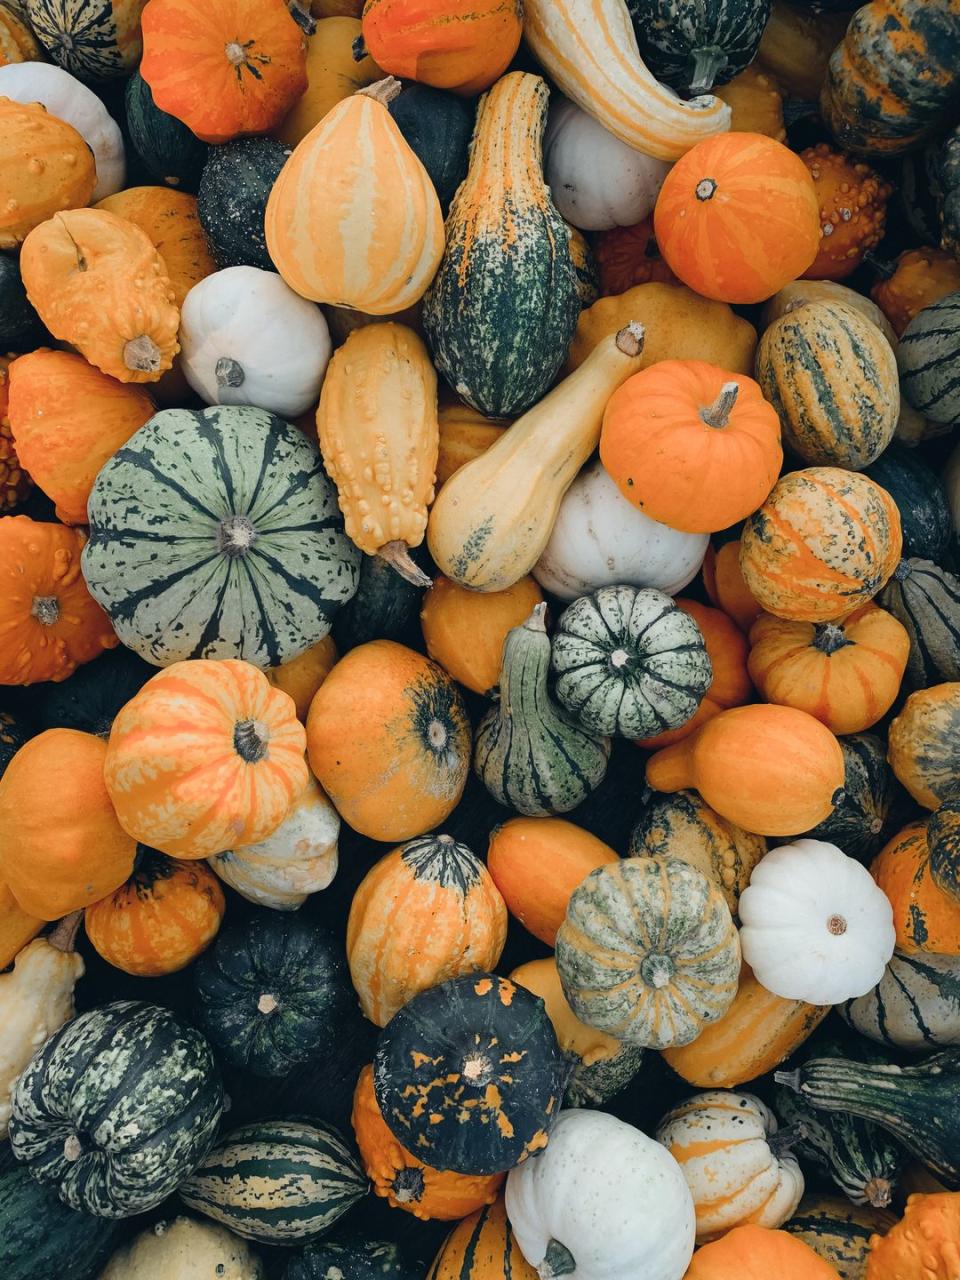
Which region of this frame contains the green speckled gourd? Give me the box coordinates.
[880,559,960,689]
[198,138,289,270]
[802,732,896,863]
[626,0,772,93]
[927,797,960,903]
[474,603,610,816]
[898,292,960,425]
[332,551,426,653]
[285,1239,419,1280]
[550,586,712,739]
[124,71,208,191]
[941,125,960,256]
[782,1196,897,1280]
[422,71,581,418]
[840,949,960,1051]
[0,1165,121,1280]
[27,0,146,79]
[556,855,741,1050]
[864,446,951,563]
[0,254,41,347]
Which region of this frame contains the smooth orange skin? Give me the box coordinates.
[0,357,32,513]
[702,541,764,634]
[684,1224,840,1280]
[267,635,338,721]
[421,575,543,695]
[0,880,43,967]
[435,401,510,490]
[871,823,960,956]
[871,247,960,337]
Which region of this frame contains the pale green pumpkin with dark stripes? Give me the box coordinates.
[840,950,960,1052]
[880,558,960,688]
[898,291,960,425]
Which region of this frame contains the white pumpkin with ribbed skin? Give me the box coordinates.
[656,1090,804,1242]
[505,1108,695,1280]
[738,839,896,1004]
[98,1215,263,1280]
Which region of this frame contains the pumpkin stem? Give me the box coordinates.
[614,322,645,358]
[813,623,850,655]
[31,595,60,626]
[700,382,740,429]
[63,1134,83,1162]
[224,41,247,67]
[826,913,848,935]
[863,1175,893,1208]
[537,1240,576,1280]
[773,1069,802,1094]
[378,541,432,589]
[357,77,403,107]
[215,357,245,389]
[893,558,913,582]
[461,1052,494,1087]
[391,1167,425,1204]
[234,719,270,763]
[124,334,162,374]
[286,0,316,36]
[695,178,718,202]
[352,33,368,62]
[688,45,727,94]
[257,993,279,1015]
[47,911,82,952]
[524,602,549,634]
[218,513,258,557]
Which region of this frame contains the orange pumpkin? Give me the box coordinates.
[0,730,137,920]
[887,684,960,811]
[0,516,117,685]
[870,247,960,337]
[685,1224,840,1280]
[0,4,43,65]
[871,822,960,957]
[140,0,308,144]
[653,132,820,305]
[420,575,544,695]
[84,848,226,976]
[599,361,783,534]
[0,880,44,969]
[436,399,510,490]
[702,541,764,634]
[95,187,217,308]
[274,16,381,147]
[104,659,308,860]
[799,143,892,281]
[266,635,338,721]
[428,1198,537,1280]
[0,98,96,250]
[8,350,154,525]
[0,355,31,513]
[593,216,678,297]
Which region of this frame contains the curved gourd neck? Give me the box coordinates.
[500,603,553,723]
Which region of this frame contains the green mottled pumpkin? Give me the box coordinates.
[422,72,581,418]
[550,586,712,739]
[0,1165,122,1280]
[864,446,951,563]
[941,124,960,256]
[27,0,146,80]
[898,291,960,425]
[782,1195,897,1280]
[556,856,741,1050]
[198,138,289,271]
[840,949,960,1051]
[124,71,209,191]
[285,1239,419,1280]
[880,558,960,689]
[388,84,474,215]
[803,732,896,863]
[36,646,155,737]
[626,0,773,94]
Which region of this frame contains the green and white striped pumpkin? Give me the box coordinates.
[179,1119,367,1244]
[802,732,896,863]
[839,950,960,1052]
[898,291,960,425]
[626,0,772,94]
[27,0,147,80]
[880,558,960,689]
[82,406,361,669]
[550,586,711,738]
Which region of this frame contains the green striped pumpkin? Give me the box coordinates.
[179,1120,367,1244]
[783,1196,897,1280]
[898,291,960,425]
[627,0,772,94]
[82,406,361,669]
[840,949,960,1052]
[803,732,896,863]
[124,71,208,190]
[864,446,951,563]
[755,301,899,470]
[880,558,960,689]
[27,0,146,80]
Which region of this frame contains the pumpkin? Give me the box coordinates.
[865,447,951,563]
[654,133,820,305]
[626,0,772,95]
[333,549,426,652]
[0,99,96,250]
[761,278,899,348]
[98,1217,264,1280]
[352,1064,504,1219]
[657,1091,803,1240]
[941,124,960,257]
[739,467,903,623]
[0,1164,122,1280]
[104,659,308,861]
[804,732,896,863]
[871,248,960,336]
[198,137,289,271]
[306,640,470,841]
[123,69,209,190]
[646,703,845,837]
[840,949,960,1052]
[373,973,566,1176]
[83,406,360,668]
[702,541,763,634]
[880,559,960,690]
[265,637,337,722]
[784,1195,897,1280]
[865,1192,960,1280]
[0,3,41,64]
[289,1240,416,1280]
[898,292,960,426]
[871,822,960,955]
[347,833,507,1026]
[20,208,180,383]
[427,1198,537,1280]
[887,683,960,809]
[713,65,786,141]
[684,1225,842,1280]
[756,2,849,101]
[95,188,214,313]
[420,575,543,696]
[0,881,43,970]
[7,350,154,525]
[265,79,443,314]
[799,144,892,280]
[358,0,521,95]
[26,0,146,79]
[600,360,783,533]
[275,16,380,147]
[929,797,960,902]
[387,82,474,214]
[594,217,678,295]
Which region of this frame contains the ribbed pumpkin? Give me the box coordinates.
[420,575,544,695]
[702,541,763,635]
[880,559,960,690]
[0,98,96,250]
[739,468,903,623]
[865,447,951,564]
[265,79,443,313]
[887,683,960,809]
[594,217,678,296]
[435,400,510,489]
[897,292,960,426]
[274,16,381,147]
[685,1224,843,1280]
[871,823,960,956]
[840,949,960,1052]
[871,248,960,337]
[95,187,216,308]
[799,144,891,280]
[26,0,147,79]
[427,1199,537,1280]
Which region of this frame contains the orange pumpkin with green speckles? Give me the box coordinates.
[871,823,960,956]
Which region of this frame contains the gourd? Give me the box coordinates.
[275,16,381,147]
[880,559,960,689]
[9,1000,223,1217]
[804,733,896,863]
[83,406,360,668]
[521,0,731,161]
[0,1164,121,1280]
[865,1192,960,1280]
[20,208,180,383]
[123,70,209,190]
[755,2,849,100]
[865,447,951,562]
[783,1196,897,1280]
[373,973,566,1176]
[26,0,147,79]
[347,834,507,1026]
[505,1109,696,1280]
[95,186,215,309]
[387,83,474,214]
[600,360,783,533]
[941,124,960,257]
[0,377,28,512]
[427,1199,537,1280]
[0,257,41,350]
[97,1217,264,1280]
[594,217,678,295]
[474,605,611,816]
[929,797,960,902]
[626,0,772,94]
[871,822,960,955]
[0,881,42,970]
[898,292,960,425]
[870,247,960,336]
[761,279,898,348]
[556,855,741,1049]
[887,683,960,809]
[36,646,154,738]
[646,703,846,837]
[0,2,40,64]
[266,637,337,721]
[654,133,820,305]
[551,586,712,738]
[841,951,960,1052]
[799,144,892,280]
[420,575,544,695]
[0,730,135,919]
[657,1091,803,1240]
[0,99,96,250]
[702,540,763,634]
[332,551,425,651]
[713,65,786,141]
[104,659,308,861]
[198,138,288,271]
[288,1240,417,1280]
[422,72,581,419]
[685,1224,844,1280]
[265,79,443,314]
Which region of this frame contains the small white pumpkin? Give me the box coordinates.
[179,266,333,418]
[543,98,671,231]
[533,459,708,602]
[505,1108,695,1280]
[98,1215,263,1280]
[656,1090,804,1241]
[738,839,896,1005]
[0,62,125,199]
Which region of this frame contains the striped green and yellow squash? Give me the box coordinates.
[880,558,960,688]
[27,0,147,80]
[803,732,896,863]
[179,1119,367,1244]
[840,949,960,1051]
[783,1195,897,1280]
[428,1198,533,1280]
[898,291,960,425]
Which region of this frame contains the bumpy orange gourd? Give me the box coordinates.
[872,823,960,956]
[266,635,338,721]
[702,541,764,634]
[84,849,226,976]
[0,881,43,969]
[95,187,216,308]
[0,730,137,919]
[0,356,31,513]
[714,66,786,142]
[420,575,544,694]
[799,143,892,280]
[0,516,117,684]
[20,208,180,383]
[274,16,381,146]
[594,217,678,297]
[600,361,782,534]
[435,400,510,490]
[0,99,96,250]
[685,1224,840,1280]
[140,0,308,144]
[105,660,308,861]
[871,248,960,337]
[865,1192,960,1280]
[8,350,154,525]
[0,5,42,64]
[887,683,960,810]
[654,133,820,305]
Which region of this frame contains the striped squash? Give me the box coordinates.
[803,733,895,863]
[898,291,960,425]
[626,0,773,96]
[27,0,147,79]
[887,684,960,809]
[179,1120,367,1243]
[755,302,899,470]
[782,1195,897,1280]
[880,558,960,689]
[871,822,960,954]
[840,950,960,1051]
[864,446,951,563]
[428,1198,537,1280]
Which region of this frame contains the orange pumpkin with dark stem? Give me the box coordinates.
[0,355,31,513]
[0,881,43,968]
[594,216,678,297]
[95,187,217,308]
[872,823,960,956]
[266,635,338,721]
[599,361,783,534]
[653,133,821,305]
[420,575,544,695]
[702,541,764,635]
[685,1224,840,1280]
[870,247,960,337]
[799,143,892,281]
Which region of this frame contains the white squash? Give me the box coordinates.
[0,62,125,200]
[0,913,84,1138]
[739,839,896,1005]
[98,1216,263,1280]
[208,776,339,910]
[543,97,671,231]
[505,1108,695,1280]
[533,459,708,601]
[179,266,333,418]
[656,1090,804,1241]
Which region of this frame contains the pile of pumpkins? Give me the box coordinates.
[2,0,960,1277]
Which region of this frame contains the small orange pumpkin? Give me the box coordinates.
[266,635,338,720]
[95,186,217,308]
[702,541,764,635]
[799,143,892,281]
[870,247,960,337]
[871,822,960,956]
[0,98,96,250]
[420,575,544,695]
[685,1224,840,1280]
[0,355,32,513]
[593,216,678,298]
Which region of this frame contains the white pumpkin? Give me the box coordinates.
[208,776,339,910]
[656,1090,804,1241]
[738,839,896,1005]
[179,266,332,418]
[0,62,126,199]
[533,459,708,601]
[505,1108,695,1280]
[98,1216,263,1280]
[543,98,671,231]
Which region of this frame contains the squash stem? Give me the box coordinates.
[47,911,83,952]
[234,718,270,763]
[812,623,851,655]
[863,1175,893,1208]
[614,322,645,358]
[700,382,739,429]
[378,541,432,589]
[538,1240,576,1280]
[123,334,162,374]
[357,77,403,107]
[215,357,245,388]
[286,0,317,36]
[688,46,727,95]
[524,602,549,634]
[30,595,60,626]
[773,1069,802,1093]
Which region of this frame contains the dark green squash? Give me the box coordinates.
[26,0,141,79]
[840,948,960,1051]
[803,732,897,862]
[940,124,960,256]
[0,1165,121,1280]
[865,447,951,562]
[782,1195,897,1280]
[36,646,156,738]
[626,0,773,93]
[0,254,42,348]
[388,85,473,215]
[124,71,209,191]
[897,141,944,247]
[285,1237,420,1280]
[373,972,566,1175]
[898,292,960,425]
[927,797,960,902]
[880,558,960,689]
[0,710,26,779]
[332,550,427,653]
[198,137,289,271]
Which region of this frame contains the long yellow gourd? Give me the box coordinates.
[426,323,645,592]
